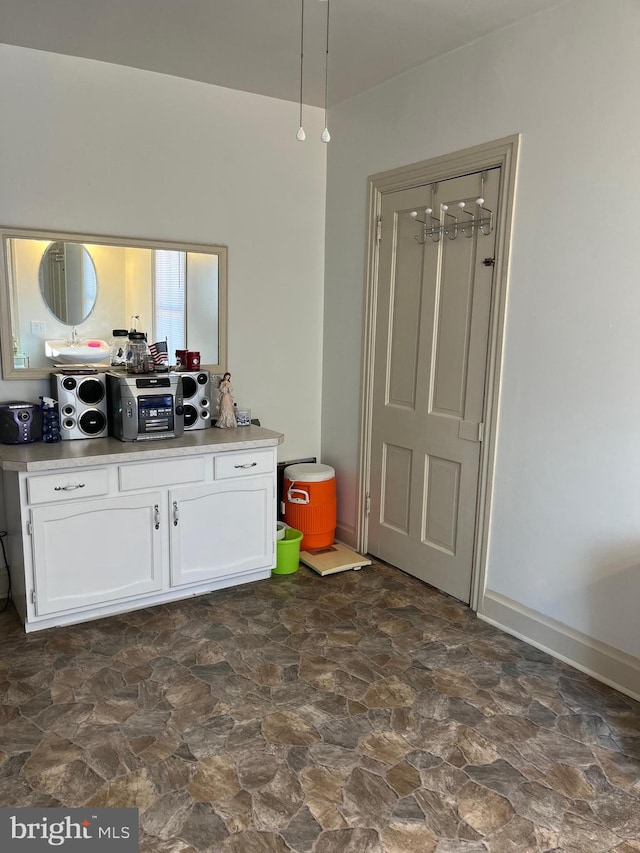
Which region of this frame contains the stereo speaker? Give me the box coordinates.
[0,401,43,444]
[177,370,211,430]
[50,373,108,440]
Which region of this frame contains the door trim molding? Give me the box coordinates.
[357,135,520,610]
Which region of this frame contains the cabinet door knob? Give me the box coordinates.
[54,483,86,491]
[173,501,180,526]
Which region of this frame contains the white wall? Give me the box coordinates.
[0,44,326,461]
[322,0,640,672]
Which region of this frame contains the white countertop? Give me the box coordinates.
[0,426,284,472]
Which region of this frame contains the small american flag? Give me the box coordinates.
[148,340,169,365]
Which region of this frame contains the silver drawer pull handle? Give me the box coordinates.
[173,501,179,526]
[154,504,160,530]
[234,462,257,469]
[54,483,86,491]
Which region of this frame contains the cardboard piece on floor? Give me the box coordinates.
[300,542,372,576]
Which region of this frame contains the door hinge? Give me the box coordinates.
[30,589,36,605]
[26,520,32,536]
[478,422,485,442]
[365,493,371,516]
[376,218,382,243]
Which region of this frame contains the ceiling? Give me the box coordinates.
[0,0,565,107]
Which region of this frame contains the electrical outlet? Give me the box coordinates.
[31,321,46,335]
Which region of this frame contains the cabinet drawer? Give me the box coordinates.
[119,456,206,491]
[214,449,274,480]
[27,469,110,505]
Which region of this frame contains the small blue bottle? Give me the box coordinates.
[40,396,61,442]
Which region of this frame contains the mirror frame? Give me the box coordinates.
[0,227,228,380]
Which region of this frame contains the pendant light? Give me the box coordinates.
[296,0,331,144]
[321,0,331,142]
[296,0,306,141]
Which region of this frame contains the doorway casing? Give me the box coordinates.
[357,135,520,611]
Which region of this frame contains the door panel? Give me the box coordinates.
[388,212,425,410]
[432,238,475,416]
[381,443,412,534]
[368,170,500,602]
[422,455,460,555]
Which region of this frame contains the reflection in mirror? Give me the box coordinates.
[0,228,227,379]
[39,241,98,326]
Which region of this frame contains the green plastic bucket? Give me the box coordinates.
[273,527,303,575]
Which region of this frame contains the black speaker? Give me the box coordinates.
[178,370,212,430]
[50,373,108,440]
[0,401,43,444]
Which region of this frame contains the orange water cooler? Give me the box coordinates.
[282,463,336,550]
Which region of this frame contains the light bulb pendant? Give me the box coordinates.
[297,126,306,142]
[321,0,331,144]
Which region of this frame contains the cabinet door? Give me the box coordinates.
[31,493,164,616]
[170,476,274,587]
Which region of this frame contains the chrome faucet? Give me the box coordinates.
[69,327,79,345]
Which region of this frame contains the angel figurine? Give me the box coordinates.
[215,372,237,428]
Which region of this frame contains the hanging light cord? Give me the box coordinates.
[297,0,306,140]
[299,0,305,129]
[322,0,331,141]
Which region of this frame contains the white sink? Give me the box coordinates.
[45,339,110,364]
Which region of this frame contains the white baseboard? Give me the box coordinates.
[479,589,640,703]
[335,522,357,550]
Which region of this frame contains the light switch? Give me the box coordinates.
[31,321,46,335]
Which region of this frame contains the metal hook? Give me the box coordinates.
[457,202,475,238]
[441,205,458,240]
[410,210,427,245]
[410,205,443,244]
[478,201,493,236]
[426,207,442,242]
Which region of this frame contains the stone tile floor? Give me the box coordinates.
[0,561,639,852]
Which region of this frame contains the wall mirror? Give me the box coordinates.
[0,227,227,380]
[39,241,98,326]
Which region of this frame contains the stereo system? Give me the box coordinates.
[106,373,184,441]
[180,371,212,430]
[0,402,43,444]
[13,369,214,444]
[50,373,109,441]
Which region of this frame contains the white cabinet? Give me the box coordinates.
[1,435,280,632]
[30,493,163,616]
[170,477,274,587]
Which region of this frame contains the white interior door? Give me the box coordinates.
[367,169,500,603]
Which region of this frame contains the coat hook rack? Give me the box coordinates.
[410,174,493,243]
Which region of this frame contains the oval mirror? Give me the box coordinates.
[39,241,98,326]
